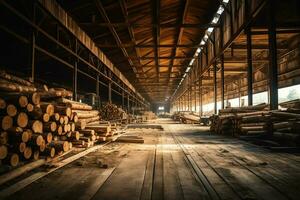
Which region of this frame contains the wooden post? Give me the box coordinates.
[268,0,278,110]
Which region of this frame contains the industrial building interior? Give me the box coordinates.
[0,0,300,199]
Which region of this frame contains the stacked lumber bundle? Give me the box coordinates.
[100,103,127,121]
[210,103,269,135]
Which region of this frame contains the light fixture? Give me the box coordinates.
[212,16,219,24]
[183,73,187,78]
[196,48,201,53]
[223,0,229,3]
[217,6,224,15]
[189,58,195,66]
[207,27,214,33]
[185,66,191,72]
[203,34,208,41]
[200,40,205,45]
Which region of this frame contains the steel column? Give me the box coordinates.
[213,63,217,114]
[30,32,36,83]
[220,54,225,109]
[268,0,278,110]
[246,29,253,106]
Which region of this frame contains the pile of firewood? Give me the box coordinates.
[100,103,127,121]
[0,71,73,167]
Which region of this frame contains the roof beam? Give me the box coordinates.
[151,0,160,82]
[79,22,219,28]
[94,0,135,71]
[168,0,189,87]
[96,44,205,48]
[119,0,146,79]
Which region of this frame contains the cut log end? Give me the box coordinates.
[23,147,32,159]
[0,145,8,159]
[0,98,6,109]
[17,112,28,128]
[1,115,13,130]
[19,95,28,108]
[7,104,17,117]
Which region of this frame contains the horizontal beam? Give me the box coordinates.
[96,44,205,48]
[231,44,287,50]
[128,56,196,60]
[79,22,219,28]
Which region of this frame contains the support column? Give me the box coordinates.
[30,33,36,83]
[122,90,125,109]
[220,54,225,109]
[73,61,78,101]
[108,73,112,104]
[268,0,278,110]
[213,63,217,114]
[199,80,202,116]
[246,28,253,106]
[128,94,130,113]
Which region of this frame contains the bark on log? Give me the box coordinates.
[0,70,33,86]
[40,103,54,116]
[43,121,57,132]
[2,153,19,167]
[50,141,69,152]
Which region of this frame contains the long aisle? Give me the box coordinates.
[3,119,300,200]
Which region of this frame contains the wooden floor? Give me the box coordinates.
[3,119,300,200]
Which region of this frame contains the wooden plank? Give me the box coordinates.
[77,168,116,200]
[151,133,164,200]
[163,134,184,200]
[91,150,149,200]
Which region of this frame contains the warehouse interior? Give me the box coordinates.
[0,0,300,199]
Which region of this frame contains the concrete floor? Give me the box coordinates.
[4,119,300,200]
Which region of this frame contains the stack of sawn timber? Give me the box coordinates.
[0,71,72,167]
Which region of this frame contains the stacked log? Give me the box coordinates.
[0,71,74,167]
[270,111,300,146]
[100,103,127,121]
[210,103,269,135]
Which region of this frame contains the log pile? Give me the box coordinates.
[210,101,300,147]
[100,103,127,121]
[172,112,200,124]
[210,103,269,135]
[0,72,74,167]
[141,111,157,120]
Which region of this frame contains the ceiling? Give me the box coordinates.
[57,0,220,103]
